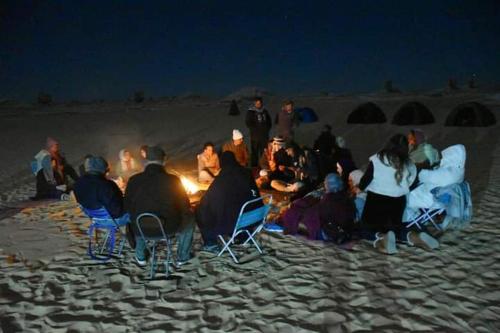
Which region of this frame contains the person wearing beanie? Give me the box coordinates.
[222,129,249,167]
[245,96,272,167]
[74,156,128,222]
[45,137,80,183]
[280,173,356,244]
[124,146,194,266]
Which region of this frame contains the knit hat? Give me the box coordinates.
[349,169,364,187]
[324,173,344,193]
[46,137,59,149]
[232,129,243,140]
[84,156,108,174]
[146,146,166,162]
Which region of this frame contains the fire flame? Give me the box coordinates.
[181,176,199,195]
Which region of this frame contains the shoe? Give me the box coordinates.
[264,223,284,233]
[407,231,439,251]
[134,256,147,267]
[373,231,397,255]
[201,244,220,254]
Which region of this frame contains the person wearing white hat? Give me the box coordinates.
[222,129,249,167]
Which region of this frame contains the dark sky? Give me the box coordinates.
[1,0,500,101]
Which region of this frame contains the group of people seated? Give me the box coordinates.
[31,97,471,267]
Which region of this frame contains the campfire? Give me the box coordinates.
[180,176,199,195]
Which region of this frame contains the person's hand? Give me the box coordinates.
[56,184,67,191]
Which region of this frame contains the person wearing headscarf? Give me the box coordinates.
[408,129,440,170]
[32,150,68,200]
[45,137,79,183]
[196,151,260,252]
[404,144,467,227]
[280,173,356,243]
[348,170,367,222]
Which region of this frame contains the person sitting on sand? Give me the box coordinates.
[404,144,469,229]
[197,142,220,184]
[279,173,356,244]
[348,170,366,222]
[195,151,260,253]
[74,156,129,225]
[124,146,194,267]
[32,150,70,200]
[358,134,439,254]
[222,129,249,167]
[258,139,275,171]
[268,142,305,193]
[113,149,141,191]
[408,129,440,170]
[46,137,79,183]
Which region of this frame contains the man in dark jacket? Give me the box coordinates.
[74,156,128,222]
[245,97,272,167]
[124,146,194,266]
[196,151,261,253]
[275,100,300,142]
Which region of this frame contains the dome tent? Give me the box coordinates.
[228,100,240,116]
[296,107,318,123]
[392,101,435,125]
[347,102,386,124]
[445,102,496,127]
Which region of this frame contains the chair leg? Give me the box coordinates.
[245,230,263,254]
[165,238,172,277]
[99,230,111,254]
[149,242,157,279]
[217,235,239,263]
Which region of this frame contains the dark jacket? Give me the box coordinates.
[35,169,64,200]
[313,131,336,155]
[197,151,260,240]
[124,163,191,234]
[74,173,124,218]
[245,107,272,143]
[275,109,300,141]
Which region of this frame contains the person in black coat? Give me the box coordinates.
[245,97,272,167]
[196,151,261,252]
[73,156,126,220]
[124,146,194,265]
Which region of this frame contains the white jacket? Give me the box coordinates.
[407,144,466,209]
[366,154,417,197]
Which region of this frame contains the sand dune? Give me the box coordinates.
[1,92,499,331]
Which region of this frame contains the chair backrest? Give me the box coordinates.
[233,194,272,232]
[80,205,112,220]
[135,213,169,240]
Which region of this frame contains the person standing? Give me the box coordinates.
[275,100,300,143]
[245,97,272,167]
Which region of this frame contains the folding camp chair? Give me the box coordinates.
[405,192,452,230]
[135,213,174,279]
[218,194,272,263]
[79,206,129,261]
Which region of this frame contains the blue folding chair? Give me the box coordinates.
[218,194,272,263]
[79,205,129,261]
[135,213,174,279]
[405,192,452,230]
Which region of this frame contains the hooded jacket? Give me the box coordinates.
[245,106,272,143]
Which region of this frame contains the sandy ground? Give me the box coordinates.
[0,92,499,332]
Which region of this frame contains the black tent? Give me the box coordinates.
[228,100,240,116]
[347,102,386,124]
[392,101,434,125]
[445,102,496,127]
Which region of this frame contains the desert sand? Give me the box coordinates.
[0,90,499,332]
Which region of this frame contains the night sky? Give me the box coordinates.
[1,0,500,101]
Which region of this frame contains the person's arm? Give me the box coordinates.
[100,180,124,218]
[358,162,374,191]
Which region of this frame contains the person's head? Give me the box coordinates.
[283,100,294,113]
[324,173,344,194]
[348,169,364,195]
[232,129,243,145]
[254,97,263,109]
[139,145,148,159]
[336,136,346,149]
[50,157,57,169]
[119,149,131,162]
[84,156,109,175]
[272,136,285,152]
[378,134,410,184]
[408,129,425,148]
[203,142,215,156]
[46,137,59,154]
[146,146,166,164]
